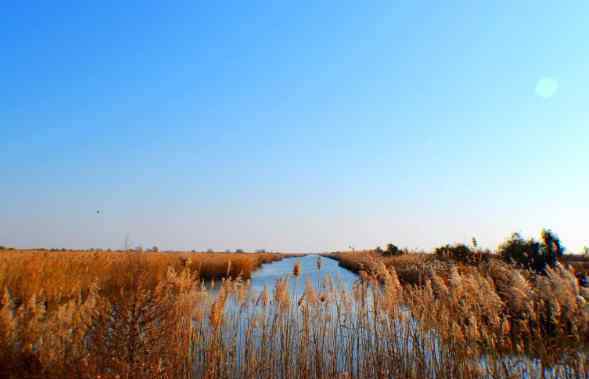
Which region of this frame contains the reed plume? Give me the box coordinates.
[293,259,301,277]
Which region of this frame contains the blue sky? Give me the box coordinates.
[2,2,588,252]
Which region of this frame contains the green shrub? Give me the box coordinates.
[498,229,564,272]
[383,243,402,257]
[435,244,474,263]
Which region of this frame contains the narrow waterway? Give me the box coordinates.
[193,254,367,377]
[248,254,357,294]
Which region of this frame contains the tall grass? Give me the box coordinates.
[0,250,281,304]
[0,250,282,378]
[325,251,438,285]
[182,263,589,377]
[327,251,589,364]
[1,250,588,378]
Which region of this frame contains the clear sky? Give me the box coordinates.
[2,2,588,253]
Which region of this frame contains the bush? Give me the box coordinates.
[383,243,402,257]
[434,244,474,263]
[498,229,564,272]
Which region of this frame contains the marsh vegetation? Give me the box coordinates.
[0,244,587,378]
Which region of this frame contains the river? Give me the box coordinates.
[248,254,357,294]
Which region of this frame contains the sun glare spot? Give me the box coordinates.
[535,77,559,99]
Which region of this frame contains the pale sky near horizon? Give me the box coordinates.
[1,2,588,253]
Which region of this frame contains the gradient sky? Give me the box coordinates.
[2,2,588,253]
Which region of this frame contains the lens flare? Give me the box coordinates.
[535,77,559,98]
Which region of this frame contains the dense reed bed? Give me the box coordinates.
[324,251,436,285]
[327,251,589,367]
[195,265,588,378]
[0,250,282,303]
[0,249,283,378]
[1,250,588,378]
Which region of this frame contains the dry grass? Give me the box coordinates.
[0,249,283,378]
[324,251,439,285]
[327,251,589,363]
[564,254,589,276]
[1,249,588,378]
[0,250,281,306]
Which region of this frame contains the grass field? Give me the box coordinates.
[325,249,589,363]
[0,249,286,378]
[0,248,587,378]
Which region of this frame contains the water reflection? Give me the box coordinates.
[248,255,357,295]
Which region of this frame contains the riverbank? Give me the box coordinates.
[0,249,287,305]
[322,251,436,285]
[325,249,589,368]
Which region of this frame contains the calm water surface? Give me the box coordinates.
[248,254,357,294]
